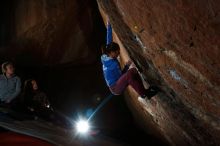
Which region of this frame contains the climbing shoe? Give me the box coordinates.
[141,86,160,99]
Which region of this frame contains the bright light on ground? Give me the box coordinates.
[76,120,90,134]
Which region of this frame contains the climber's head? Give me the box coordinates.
[104,42,120,58]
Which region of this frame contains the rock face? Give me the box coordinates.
[97,0,220,146]
[1,0,105,66]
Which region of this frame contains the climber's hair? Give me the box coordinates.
[103,42,120,55]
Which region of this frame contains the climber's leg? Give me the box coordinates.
[109,72,129,95]
[125,68,147,96]
[110,68,159,98]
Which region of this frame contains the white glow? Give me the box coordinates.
[76,120,90,134]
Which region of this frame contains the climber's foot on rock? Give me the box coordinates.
[140,86,160,100]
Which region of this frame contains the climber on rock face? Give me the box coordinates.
[101,42,158,99]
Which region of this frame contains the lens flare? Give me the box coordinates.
[76,120,90,134]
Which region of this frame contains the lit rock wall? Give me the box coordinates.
[97,0,220,145]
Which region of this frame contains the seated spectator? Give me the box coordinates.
[23,79,52,113]
[23,79,72,128]
[0,62,21,105]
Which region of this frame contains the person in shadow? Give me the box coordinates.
[22,79,72,128]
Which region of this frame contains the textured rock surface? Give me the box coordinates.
[97,0,220,145]
[1,0,105,66]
